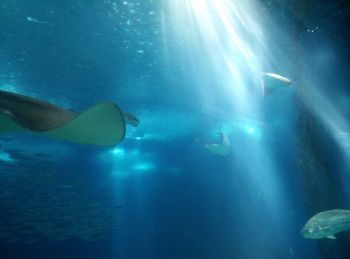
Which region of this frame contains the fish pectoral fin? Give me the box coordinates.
[326,235,336,239]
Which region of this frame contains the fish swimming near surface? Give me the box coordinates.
[301,209,350,239]
[0,90,127,146]
[260,73,292,96]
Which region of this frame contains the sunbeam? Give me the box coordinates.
[162,2,292,250]
[164,0,266,110]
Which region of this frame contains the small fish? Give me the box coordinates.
[26,16,52,26]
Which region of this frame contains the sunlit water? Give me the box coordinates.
[1,0,350,258]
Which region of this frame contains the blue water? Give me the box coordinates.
[1,0,350,258]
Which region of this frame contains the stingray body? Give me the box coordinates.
[0,90,75,131]
[205,131,231,157]
[0,90,125,146]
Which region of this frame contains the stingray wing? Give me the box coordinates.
[43,102,126,146]
[261,73,292,96]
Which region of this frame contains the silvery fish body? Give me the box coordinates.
[301,209,350,239]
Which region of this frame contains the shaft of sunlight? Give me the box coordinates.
[301,80,350,197]
[165,0,265,109]
[163,0,291,232]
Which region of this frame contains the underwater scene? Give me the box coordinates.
[1,0,350,258]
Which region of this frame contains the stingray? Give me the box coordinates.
[260,73,292,96]
[205,129,231,157]
[0,90,126,146]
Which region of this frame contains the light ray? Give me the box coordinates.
[163,0,292,235]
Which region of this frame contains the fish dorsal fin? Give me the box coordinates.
[326,235,336,239]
